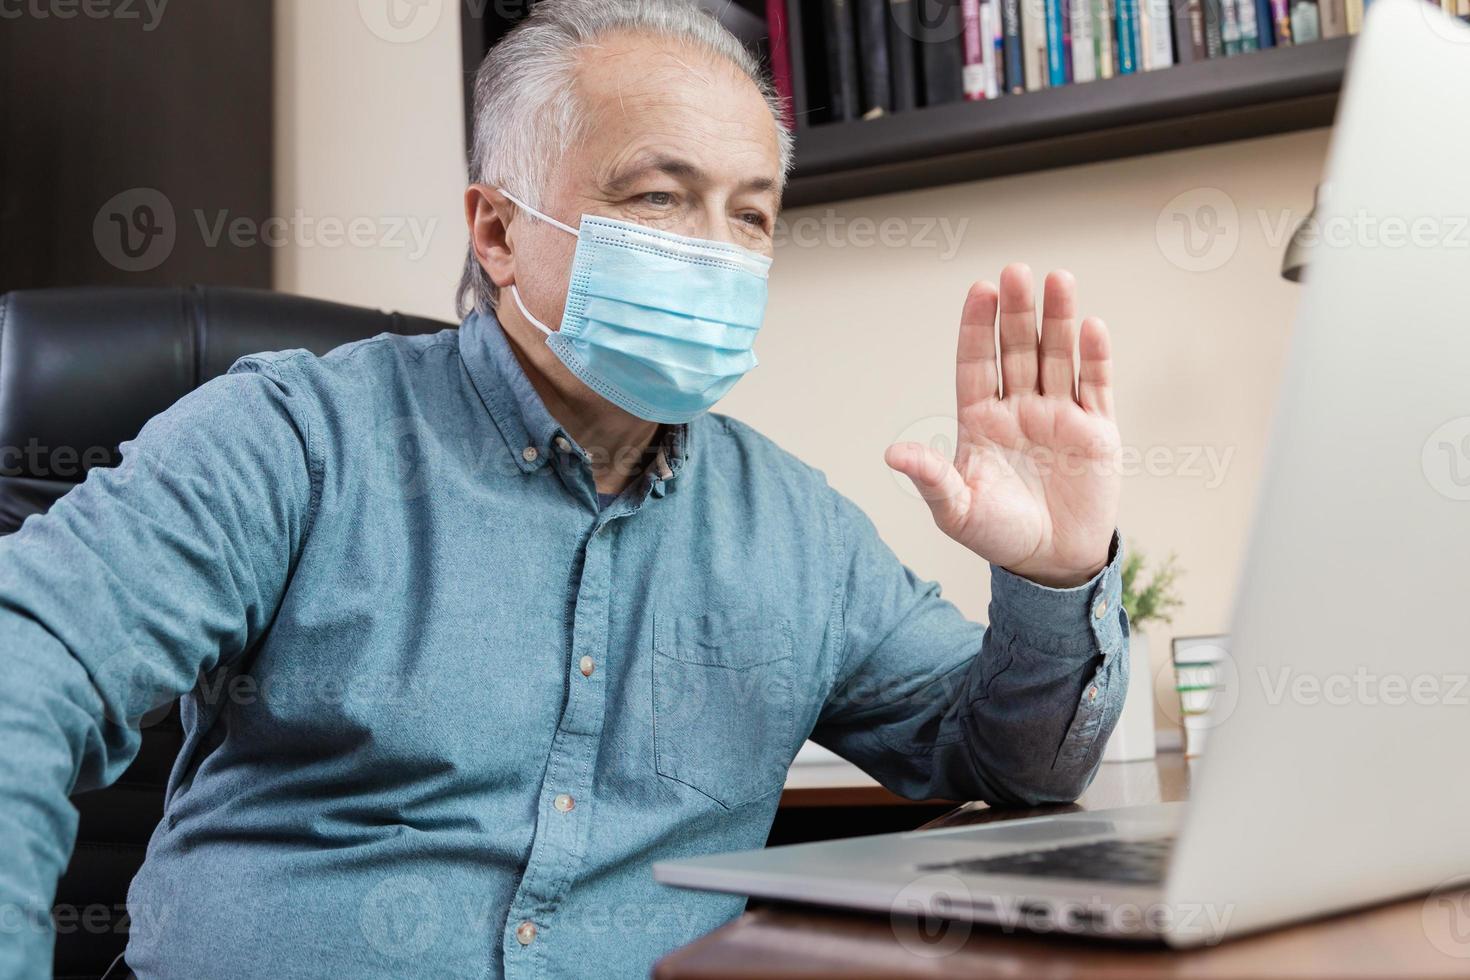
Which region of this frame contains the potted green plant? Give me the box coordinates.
[1103,547,1184,762]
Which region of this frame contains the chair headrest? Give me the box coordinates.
[0,285,454,482]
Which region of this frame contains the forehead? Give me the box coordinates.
[566,32,780,187]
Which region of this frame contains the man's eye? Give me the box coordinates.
[643,192,675,207]
[738,211,770,230]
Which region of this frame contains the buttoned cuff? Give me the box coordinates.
[988,531,1126,660]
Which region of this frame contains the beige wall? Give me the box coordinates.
[273,0,467,320]
[272,1,1331,734]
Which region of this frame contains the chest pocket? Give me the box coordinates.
[652,610,796,809]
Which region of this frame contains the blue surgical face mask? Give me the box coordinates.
[500,189,772,424]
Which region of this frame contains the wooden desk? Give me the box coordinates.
[656,753,1470,978]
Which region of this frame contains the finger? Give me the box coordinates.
[884,442,971,533]
[1078,316,1115,418]
[997,263,1039,396]
[956,281,1000,411]
[1039,269,1079,400]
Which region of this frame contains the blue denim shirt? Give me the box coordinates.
[0,311,1127,979]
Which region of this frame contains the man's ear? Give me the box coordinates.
[464,184,516,289]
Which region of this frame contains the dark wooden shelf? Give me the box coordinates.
[785,37,1352,208]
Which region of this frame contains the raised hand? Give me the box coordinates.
[885,264,1121,589]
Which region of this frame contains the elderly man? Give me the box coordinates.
[0,1,1128,977]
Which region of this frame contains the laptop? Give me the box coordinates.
[654,0,1470,947]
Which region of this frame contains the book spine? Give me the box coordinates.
[1171,0,1206,62]
[1343,0,1362,32]
[962,0,987,100]
[1023,0,1050,88]
[1202,0,1225,55]
[887,0,919,111]
[1046,0,1067,85]
[1116,0,1140,72]
[766,0,796,128]
[1001,0,1026,92]
[1094,0,1117,77]
[1062,0,1074,79]
[853,0,892,114]
[1271,0,1294,42]
[1144,0,1174,67]
[1254,0,1276,45]
[1319,0,1347,36]
[985,0,1004,97]
[1290,0,1321,42]
[1221,0,1242,53]
[1237,0,1260,49]
[1071,0,1098,79]
[823,0,861,120]
[919,2,966,105]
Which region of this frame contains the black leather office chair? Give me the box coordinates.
[0,285,454,979]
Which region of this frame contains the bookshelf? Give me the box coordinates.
[460,5,1350,209]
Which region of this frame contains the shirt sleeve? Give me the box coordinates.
[811,491,1128,807]
[0,356,316,977]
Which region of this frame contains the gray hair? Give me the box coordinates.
[455,0,795,319]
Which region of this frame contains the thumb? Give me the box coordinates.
[885,442,971,534]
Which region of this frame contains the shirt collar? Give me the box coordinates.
[458,308,690,486]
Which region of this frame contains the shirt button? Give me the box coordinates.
[1089,686,1099,702]
[515,921,537,946]
[1093,598,1107,619]
[553,793,575,812]
[521,446,539,463]
[554,436,572,453]
[579,655,595,677]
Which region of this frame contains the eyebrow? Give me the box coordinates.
[604,153,777,196]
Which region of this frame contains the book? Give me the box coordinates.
[821,0,861,120]
[919,1,966,105]
[1062,0,1074,79]
[984,0,1004,97]
[1202,0,1225,54]
[1022,0,1050,88]
[766,0,796,128]
[886,0,920,111]
[962,0,987,99]
[1069,0,1098,79]
[1116,0,1141,72]
[1143,0,1174,67]
[1290,0,1321,41]
[1222,0,1242,54]
[1270,0,1292,43]
[853,0,892,115]
[1172,0,1207,62]
[1344,0,1362,31]
[1094,0,1117,77]
[1001,0,1026,92]
[1254,0,1276,45]
[1237,0,1260,49]
[1318,0,1347,35]
[1046,0,1066,85]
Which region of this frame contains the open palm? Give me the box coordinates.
[886,264,1120,588]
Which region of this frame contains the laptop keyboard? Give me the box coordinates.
[918,835,1175,885]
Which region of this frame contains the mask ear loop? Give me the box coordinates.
[497,188,580,336]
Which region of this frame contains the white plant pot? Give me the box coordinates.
[1102,631,1157,762]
